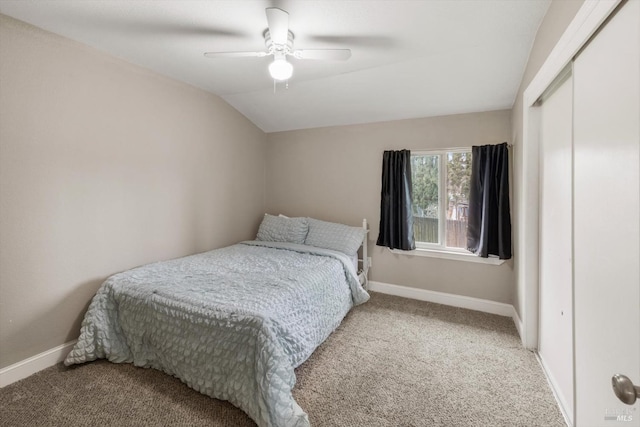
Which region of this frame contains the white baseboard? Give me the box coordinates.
[368,281,526,342]
[536,352,573,427]
[0,285,523,388]
[0,340,77,388]
[368,281,515,317]
[512,306,524,340]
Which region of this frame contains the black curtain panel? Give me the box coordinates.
[467,143,512,259]
[376,150,415,250]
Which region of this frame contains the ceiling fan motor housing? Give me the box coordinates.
[264,29,294,56]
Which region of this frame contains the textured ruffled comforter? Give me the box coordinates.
[65,241,369,427]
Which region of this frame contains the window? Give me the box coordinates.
[411,149,472,251]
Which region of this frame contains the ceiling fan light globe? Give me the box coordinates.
[269,59,293,81]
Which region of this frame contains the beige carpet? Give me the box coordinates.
[0,292,565,426]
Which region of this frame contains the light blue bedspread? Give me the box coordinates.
[65,241,369,427]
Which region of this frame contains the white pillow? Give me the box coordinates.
[304,218,366,255]
[256,214,308,244]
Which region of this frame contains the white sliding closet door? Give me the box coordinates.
[573,0,640,425]
[539,72,574,422]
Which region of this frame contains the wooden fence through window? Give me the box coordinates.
[413,216,468,248]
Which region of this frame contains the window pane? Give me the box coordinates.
[446,152,471,248]
[411,155,439,244]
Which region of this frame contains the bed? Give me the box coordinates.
[64,215,370,427]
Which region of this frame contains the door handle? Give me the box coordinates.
[612,374,640,405]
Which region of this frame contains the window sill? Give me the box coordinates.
[389,248,506,265]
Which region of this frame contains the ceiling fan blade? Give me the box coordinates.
[266,7,289,45]
[293,49,352,61]
[204,51,268,58]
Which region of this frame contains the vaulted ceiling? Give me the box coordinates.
[0,0,550,132]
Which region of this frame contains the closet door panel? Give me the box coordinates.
[573,0,640,425]
[539,74,574,420]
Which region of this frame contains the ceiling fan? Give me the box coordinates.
[204,7,351,82]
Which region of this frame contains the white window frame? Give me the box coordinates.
[394,148,505,265]
[411,148,471,252]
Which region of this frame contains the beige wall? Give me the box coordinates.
[511,0,584,318]
[266,110,514,304]
[0,15,267,368]
[0,0,587,369]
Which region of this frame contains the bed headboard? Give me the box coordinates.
[359,219,370,289]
